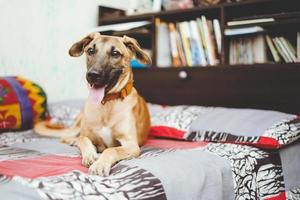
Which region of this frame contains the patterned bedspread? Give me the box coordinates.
[0,130,299,200]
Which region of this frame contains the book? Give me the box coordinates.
[188,22,200,66]
[231,12,300,21]
[189,20,207,66]
[227,18,275,26]
[229,35,267,64]
[224,26,264,36]
[175,24,187,66]
[201,16,217,65]
[178,22,193,66]
[196,18,210,65]
[276,37,293,62]
[285,38,297,57]
[279,37,297,62]
[154,16,221,67]
[208,20,219,64]
[91,21,151,32]
[213,19,222,55]
[156,18,172,67]
[273,37,291,63]
[252,35,266,63]
[246,37,253,64]
[168,23,181,67]
[265,35,281,63]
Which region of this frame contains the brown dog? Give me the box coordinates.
[34,33,151,176]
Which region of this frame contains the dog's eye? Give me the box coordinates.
[111,50,121,58]
[87,48,95,56]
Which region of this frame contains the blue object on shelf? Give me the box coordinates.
[131,59,149,68]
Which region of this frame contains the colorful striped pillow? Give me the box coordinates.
[0,76,47,132]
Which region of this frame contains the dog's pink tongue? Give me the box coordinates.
[89,87,105,105]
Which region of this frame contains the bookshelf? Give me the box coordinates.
[98,0,300,67]
[97,0,300,113]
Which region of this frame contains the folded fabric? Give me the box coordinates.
[0,76,47,132]
[149,104,300,149]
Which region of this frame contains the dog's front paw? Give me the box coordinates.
[82,152,98,167]
[88,160,112,176]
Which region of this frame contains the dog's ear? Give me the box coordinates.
[69,32,101,57]
[123,35,152,65]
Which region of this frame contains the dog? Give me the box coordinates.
[34,33,151,176]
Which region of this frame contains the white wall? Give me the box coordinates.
[0,0,103,102]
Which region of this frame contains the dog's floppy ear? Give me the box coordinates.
[69,32,101,57]
[123,35,152,65]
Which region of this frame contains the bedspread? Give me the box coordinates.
[1,130,299,200]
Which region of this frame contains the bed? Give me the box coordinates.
[0,67,300,200]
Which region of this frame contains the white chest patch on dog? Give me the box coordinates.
[94,126,114,147]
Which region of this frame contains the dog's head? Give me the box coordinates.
[69,33,151,91]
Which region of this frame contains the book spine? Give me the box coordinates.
[229,40,234,64]
[175,23,187,66]
[265,35,281,63]
[196,18,210,65]
[277,37,294,62]
[254,35,267,63]
[168,23,181,67]
[190,20,207,66]
[208,20,219,64]
[156,19,172,67]
[247,37,253,64]
[178,22,193,66]
[227,18,275,26]
[281,37,297,62]
[213,19,222,56]
[201,16,216,65]
[273,37,290,63]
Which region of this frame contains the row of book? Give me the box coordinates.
[229,33,300,64]
[156,16,222,67]
[266,34,299,63]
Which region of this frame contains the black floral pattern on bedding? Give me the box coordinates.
[204,143,285,200]
[14,165,167,200]
[264,118,300,146]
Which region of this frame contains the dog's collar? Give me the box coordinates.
[101,81,133,105]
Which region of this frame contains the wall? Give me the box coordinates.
[0,0,102,102]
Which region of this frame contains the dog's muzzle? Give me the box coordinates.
[86,70,107,88]
[86,68,123,89]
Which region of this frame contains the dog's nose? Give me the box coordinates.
[87,71,100,82]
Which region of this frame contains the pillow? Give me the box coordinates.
[0,76,47,132]
[149,104,300,149]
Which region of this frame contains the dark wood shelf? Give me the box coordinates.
[133,63,300,71]
[99,0,283,25]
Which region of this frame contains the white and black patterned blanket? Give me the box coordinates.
[1,102,300,199]
[0,130,299,200]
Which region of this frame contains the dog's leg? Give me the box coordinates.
[78,136,98,167]
[89,138,140,176]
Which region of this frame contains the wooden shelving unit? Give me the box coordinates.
[98,0,300,68]
[97,0,300,113]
